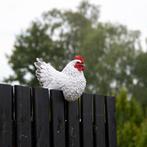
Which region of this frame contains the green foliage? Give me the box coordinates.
[116,89,143,125]
[117,122,139,147]
[5,1,144,99]
[6,20,65,85]
[132,53,147,109]
[3,1,147,146]
[116,89,144,147]
[136,119,147,147]
[5,1,100,86]
[80,23,141,94]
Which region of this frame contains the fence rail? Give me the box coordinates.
[0,84,116,147]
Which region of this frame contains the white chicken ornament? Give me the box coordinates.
[34,55,86,101]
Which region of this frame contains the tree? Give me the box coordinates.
[136,119,147,147]
[116,89,143,147]
[80,23,141,94]
[5,1,100,86]
[131,52,147,110]
[4,1,147,146]
[5,20,65,85]
[5,1,144,99]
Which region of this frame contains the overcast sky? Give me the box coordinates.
[0,0,147,81]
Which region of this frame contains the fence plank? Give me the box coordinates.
[81,93,93,147]
[67,100,80,147]
[50,90,66,147]
[0,84,116,147]
[15,85,32,147]
[105,96,116,147]
[0,84,13,147]
[33,87,50,147]
[94,95,106,147]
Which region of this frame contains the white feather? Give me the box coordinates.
[34,58,86,101]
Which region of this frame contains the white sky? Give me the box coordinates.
[0,0,147,81]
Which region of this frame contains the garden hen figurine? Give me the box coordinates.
[34,55,86,101]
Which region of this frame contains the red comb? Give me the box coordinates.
[74,55,84,63]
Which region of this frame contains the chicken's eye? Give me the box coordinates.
[76,61,81,64]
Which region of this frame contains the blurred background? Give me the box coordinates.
[1,0,147,146]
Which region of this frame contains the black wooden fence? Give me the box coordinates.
[0,84,116,147]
